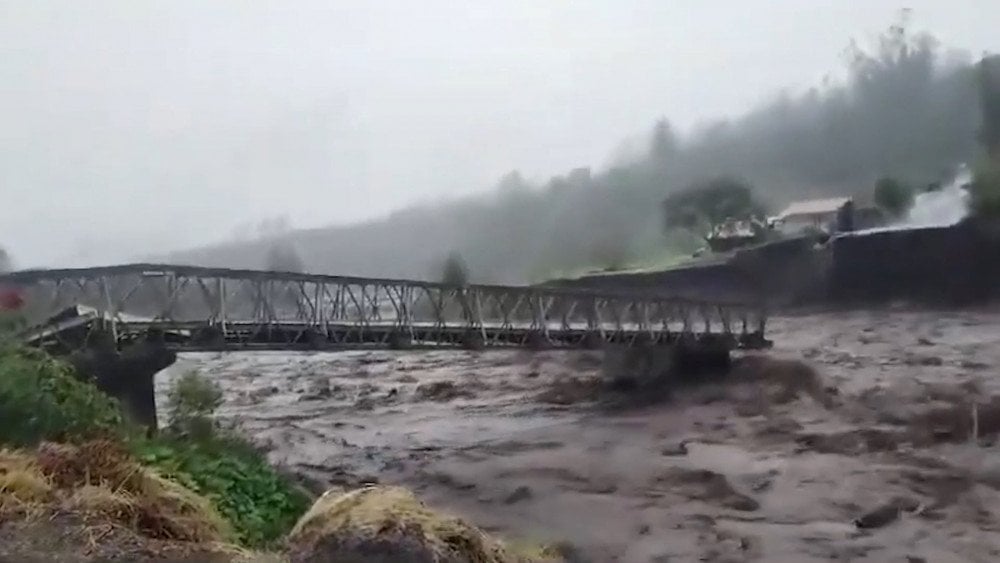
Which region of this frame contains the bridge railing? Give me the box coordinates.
[0,264,769,349]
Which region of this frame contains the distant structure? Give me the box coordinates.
[770,197,853,235]
[705,217,768,253]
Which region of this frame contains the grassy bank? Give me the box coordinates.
[0,333,311,552]
[0,320,564,562]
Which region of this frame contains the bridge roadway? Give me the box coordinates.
[0,264,770,352]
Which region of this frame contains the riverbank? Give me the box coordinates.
[0,336,565,562]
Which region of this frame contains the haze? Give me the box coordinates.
[1,1,998,268]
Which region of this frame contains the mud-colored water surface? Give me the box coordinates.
[157,309,1000,562]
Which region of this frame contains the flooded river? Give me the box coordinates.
[157,308,1000,562]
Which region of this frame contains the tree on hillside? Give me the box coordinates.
[873,176,915,217]
[264,241,305,273]
[970,55,1000,217]
[979,55,1000,158]
[662,177,764,236]
[649,118,679,164]
[0,247,11,273]
[171,17,983,284]
[440,252,470,287]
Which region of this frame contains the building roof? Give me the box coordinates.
[777,197,852,219]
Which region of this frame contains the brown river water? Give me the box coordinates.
[156,308,1000,562]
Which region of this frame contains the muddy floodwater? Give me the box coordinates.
[157,309,1000,562]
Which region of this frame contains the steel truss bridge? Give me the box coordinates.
[0,264,769,352]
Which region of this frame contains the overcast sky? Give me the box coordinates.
[2,1,998,268]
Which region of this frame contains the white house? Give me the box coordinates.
[771,196,852,235]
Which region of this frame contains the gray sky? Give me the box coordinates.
[2,0,998,268]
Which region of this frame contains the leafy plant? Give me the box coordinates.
[166,370,223,439]
[0,344,126,447]
[141,371,311,547]
[0,346,311,547]
[135,430,311,547]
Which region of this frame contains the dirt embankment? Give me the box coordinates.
[0,440,241,563]
[159,308,1000,562]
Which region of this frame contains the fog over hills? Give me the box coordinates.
[168,21,982,284]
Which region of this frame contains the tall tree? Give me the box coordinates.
[264,242,305,273]
[970,55,1000,217]
[873,176,914,217]
[649,118,678,164]
[662,177,764,236]
[980,55,1000,158]
[440,252,470,287]
[0,247,12,273]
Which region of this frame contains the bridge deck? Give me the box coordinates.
[0,263,770,352]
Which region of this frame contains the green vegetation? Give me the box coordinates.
[662,176,765,236]
[0,327,310,549]
[164,370,223,440]
[141,370,311,547]
[171,16,983,285]
[970,158,1000,218]
[873,176,915,217]
[135,430,310,547]
[0,344,126,448]
[978,55,1000,158]
[970,55,1000,218]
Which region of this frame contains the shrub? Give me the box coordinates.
[135,432,311,548]
[165,370,223,440]
[0,345,126,448]
[141,371,311,547]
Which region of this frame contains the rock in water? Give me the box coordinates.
[287,485,554,563]
[854,504,901,529]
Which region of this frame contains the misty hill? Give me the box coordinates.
[168,23,982,284]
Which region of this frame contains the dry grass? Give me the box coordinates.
[288,485,560,562]
[0,450,53,516]
[500,540,566,562]
[0,440,231,545]
[66,484,137,520]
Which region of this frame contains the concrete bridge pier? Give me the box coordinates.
[601,340,732,391]
[67,332,177,434]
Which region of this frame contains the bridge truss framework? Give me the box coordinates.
[0,264,769,352]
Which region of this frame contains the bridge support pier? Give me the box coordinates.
[601,341,731,391]
[462,331,485,351]
[388,331,413,350]
[68,340,177,434]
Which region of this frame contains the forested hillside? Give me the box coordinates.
[169,22,983,283]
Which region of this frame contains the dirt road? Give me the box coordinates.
[158,308,1000,562]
